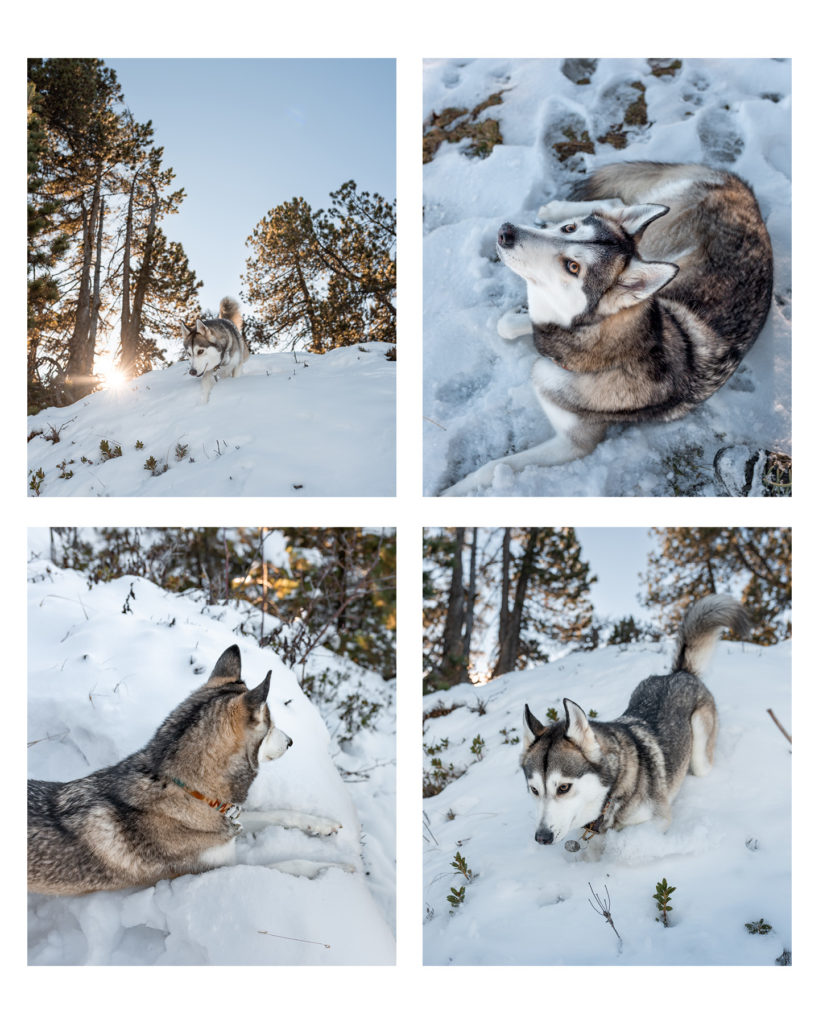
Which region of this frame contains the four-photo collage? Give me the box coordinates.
[25,56,792,986]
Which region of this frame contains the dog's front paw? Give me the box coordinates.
[304,816,342,837]
[536,200,564,223]
[497,310,532,340]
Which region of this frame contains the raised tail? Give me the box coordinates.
[218,296,243,333]
[672,595,750,676]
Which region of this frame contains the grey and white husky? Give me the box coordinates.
[520,595,749,846]
[181,297,250,403]
[28,646,348,895]
[444,162,773,495]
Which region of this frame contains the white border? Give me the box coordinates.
[9,3,813,1016]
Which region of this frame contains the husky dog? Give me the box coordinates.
[28,646,348,896]
[444,162,773,494]
[181,297,249,402]
[520,595,749,846]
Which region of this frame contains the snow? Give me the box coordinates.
[423,637,790,965]
[27,343,396,497]
[27,555,395,965]
[423,58,791,496]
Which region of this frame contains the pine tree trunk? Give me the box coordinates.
[119,171,136,371]
[120,182,158,378]
[435,528,467,688]
[461,528,478,683]
[493,528,542,677]
[297,258,324,352]
[87,194,105,367]
[64,165,103,400]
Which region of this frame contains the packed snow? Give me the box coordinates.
[423,636,791,965]
[27,548,395,965]
[27,343,396,497]
[423,58,791,496]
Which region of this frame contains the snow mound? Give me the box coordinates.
[27,344,396,497]
[27,561,395,965]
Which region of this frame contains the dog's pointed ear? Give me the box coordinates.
[244,670,271,713]
[523,704,546,749]
[599,257,678,315]
[180,321,191,339]
[194,318,208,334]
[205,645,242,687]
[564,699,601,761]
[610,202,669,237]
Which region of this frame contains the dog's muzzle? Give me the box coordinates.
[535,826,555,846]
[189,367,201,377]
[498,222,518,249]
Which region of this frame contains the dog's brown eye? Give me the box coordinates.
[561,223,577,234]
[565,259,580,275]
[529,786,538,796]
[557,783,572,795]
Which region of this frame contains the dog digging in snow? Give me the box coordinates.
[520,595,749,848]
[28,645,353,895]
[443,162,773,495]
[181,296,250,403]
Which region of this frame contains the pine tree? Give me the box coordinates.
[493,528,597,676]
[423,528,596,688]
[243,182,396,352]
[244,197,326,351]
[27,59,201,408]
[27,80,70,408]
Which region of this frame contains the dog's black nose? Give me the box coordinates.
[498,223,517,249]
[287,736,293,748]
[189,368,197,376]
[535,828,554,845]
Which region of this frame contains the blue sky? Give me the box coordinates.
[105,58,396,321]
[575,527,655,621]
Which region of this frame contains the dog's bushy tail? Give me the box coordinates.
[672,595,750,676]
[219,296,243,332]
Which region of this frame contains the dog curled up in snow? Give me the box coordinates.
[181,296,249,403]
[520,595,749,847]
[444,162,773,495]
[28,646,350,896]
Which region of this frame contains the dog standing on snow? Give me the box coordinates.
[181,297,249,403]
[520,595,749,846]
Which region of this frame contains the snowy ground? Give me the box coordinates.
[27,343,395,497]
[27,553,395,965]
[423,58,791,496]
[423,637,791,965]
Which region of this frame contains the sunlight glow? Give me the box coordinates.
[94,354,128,392]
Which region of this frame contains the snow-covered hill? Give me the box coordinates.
[423,58,791,496]
[27,344,395,497]
[423,636,790,965]
[27,557,395,965]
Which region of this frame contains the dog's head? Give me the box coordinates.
[520,700,610,845]
[157,646,293,806]
[203,645,293,764]
[497,204,677,328]
[181,319,223,378]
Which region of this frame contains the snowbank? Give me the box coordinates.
[27,344,396,497]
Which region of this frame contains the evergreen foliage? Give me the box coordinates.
[45,527,396,680]
[243,181,396,352]
[640,528,791,643]
[27,58,201,410]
